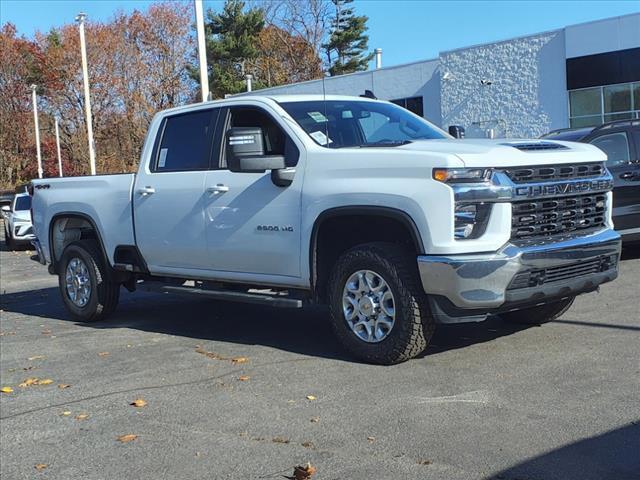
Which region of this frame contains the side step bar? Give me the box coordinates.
[141,283,303,309]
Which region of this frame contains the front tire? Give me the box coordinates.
[327,242,435,365]
[500,297,575,325]
[58,240,120,322]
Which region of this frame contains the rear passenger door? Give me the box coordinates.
[588,128,640,234]
[133,107,220,274]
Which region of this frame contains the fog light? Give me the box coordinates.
[454,203,491,239]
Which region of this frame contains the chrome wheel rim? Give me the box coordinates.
[342,270,395,343]
[65,257,91,307]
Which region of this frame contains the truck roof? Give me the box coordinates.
[157,94,382,117]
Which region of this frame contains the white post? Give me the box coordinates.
[30,85,43,179]
[54,117,63,177]
[375,48,382,69]
[245,74,253,92]
[75,12,96,175]
[194,0,210,102]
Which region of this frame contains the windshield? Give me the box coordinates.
[14,195,31,211]
[279,100,446,148]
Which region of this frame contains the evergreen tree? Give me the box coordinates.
[202,0,265,98]
[323,0,373,76]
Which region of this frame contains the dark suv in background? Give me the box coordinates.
[543,119,640,243]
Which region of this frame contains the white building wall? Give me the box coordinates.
[565,13,640,58]
[439,30,568,139]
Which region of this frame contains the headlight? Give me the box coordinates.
[454,203,491,239]
[433,168,492,183]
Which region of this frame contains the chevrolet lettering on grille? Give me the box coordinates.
[514,179,613,199]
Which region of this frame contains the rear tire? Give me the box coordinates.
[58,240,120,322]
[500,297,575,325]
[327,242,435,365]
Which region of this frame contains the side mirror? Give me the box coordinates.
[448,125,465,139]
[226,127,285,173]
[1,205,10,213]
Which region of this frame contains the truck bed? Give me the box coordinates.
[31,174,136,265]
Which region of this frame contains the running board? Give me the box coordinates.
[145,284,303,309]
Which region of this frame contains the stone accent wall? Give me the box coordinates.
[440,31,568,139]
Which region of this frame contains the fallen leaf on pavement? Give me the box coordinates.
[306,395,317,401]
[41,330,52,335]
[417,459,433,465]
[0,331,16,336]
[1,386,13,394]
[75,414,89,420]
[61,411,71,416]
[97,352,109,357]
[38,379,53,385]
[34,464,47,471]
[291,463,317,480]
[58,384,71,389]
[231,357,248,364]
[310,417,320,423]
[117,434,138,443]
[23,366,35,371]
[367,436,376,443]
[238,375,250,381]
[19,378,39,387]
[130,398,148,408]
[272,436,290,444]
[28,355,45,361]
[301,441,314,449]
[195,347,223,359]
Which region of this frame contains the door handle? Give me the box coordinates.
[207,184,229,194]
[137,186,156,196]
[619,172,634,180]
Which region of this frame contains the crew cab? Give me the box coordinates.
[30,95,621,364]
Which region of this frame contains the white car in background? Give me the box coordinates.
[2,192,35,249]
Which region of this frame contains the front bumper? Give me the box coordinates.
[417,228,621,312]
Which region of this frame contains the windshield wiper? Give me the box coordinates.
[360,140,413,147]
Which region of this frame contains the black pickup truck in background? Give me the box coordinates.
[543,119,640,244]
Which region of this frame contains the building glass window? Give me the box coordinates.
[391,96,424,117]
[569,81,640,128]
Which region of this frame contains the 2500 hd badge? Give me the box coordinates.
[256,225,294,232]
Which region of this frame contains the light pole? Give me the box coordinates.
[245,74,253,92]
[194,0,210,102]
[54,117,63,177]
[75,12,96,175]
[30,84,43,179]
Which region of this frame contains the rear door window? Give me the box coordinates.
[154,109,218,172]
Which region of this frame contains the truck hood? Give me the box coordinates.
[12,210,31,222]
[397,138,606,167]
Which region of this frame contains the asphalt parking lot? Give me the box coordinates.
[1,226,639,480]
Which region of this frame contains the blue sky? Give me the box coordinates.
[1,0,638,67]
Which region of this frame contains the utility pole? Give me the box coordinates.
[30,84,43,179]
[194,0,210,102]
[54,117,63,177]
[245,74,253,92]
[75,12,96,175]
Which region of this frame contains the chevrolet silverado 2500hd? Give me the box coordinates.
[30,95,621,364]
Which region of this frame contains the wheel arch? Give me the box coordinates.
[309,206,425,302]
[49,212,110,274]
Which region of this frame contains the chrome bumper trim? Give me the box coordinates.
[417,229,621,309]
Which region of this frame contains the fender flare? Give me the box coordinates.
[308,205,425,291]
[48,212,110,273]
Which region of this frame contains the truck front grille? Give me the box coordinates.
[511,193,607,239]
[507,254,618,290]
[504,163,605,183]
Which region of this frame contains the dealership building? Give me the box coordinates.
[249,13,640,139]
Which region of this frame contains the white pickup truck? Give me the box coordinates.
[31,94,621,364]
